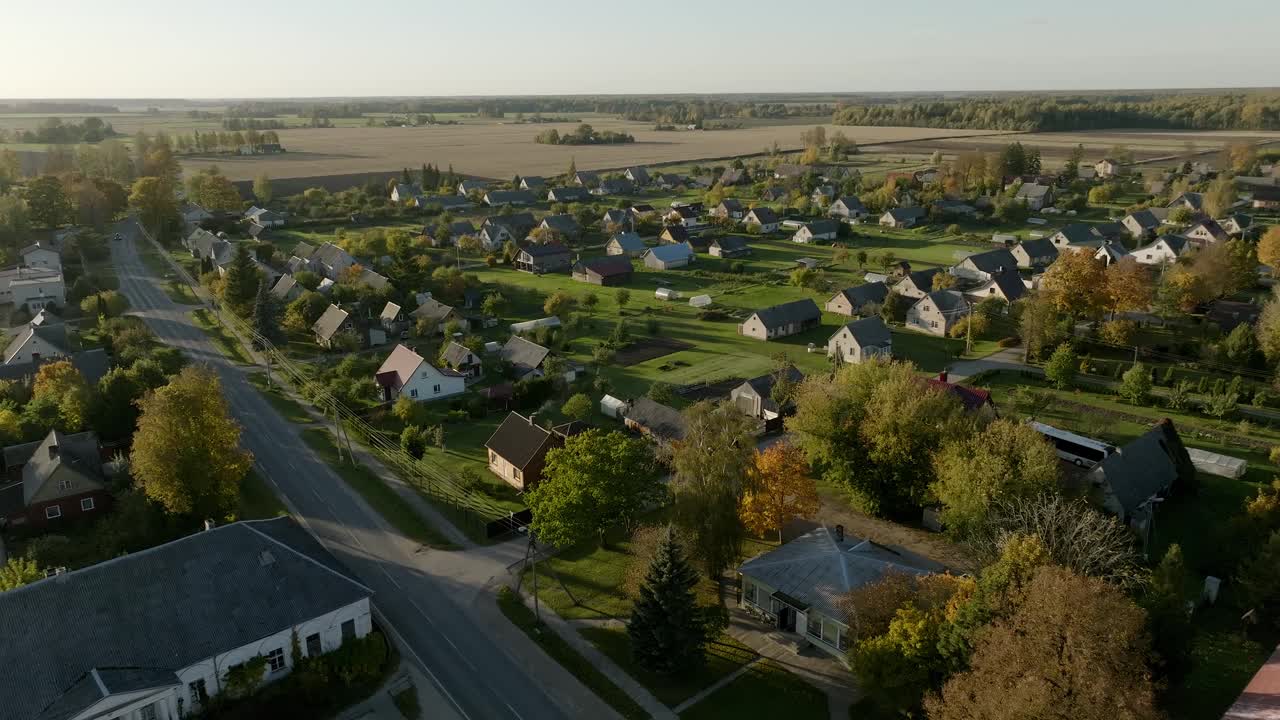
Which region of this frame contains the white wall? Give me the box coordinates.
[23,249,61,271]
[5,330,66,365]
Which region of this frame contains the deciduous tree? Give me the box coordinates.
[24,175,72,228]
[1104,257,1153,316]
[0,557,41,592]
[1119,363,1153,404]
[561,392,592,420]
[1041,250,1106,319]
[130,366,253,519]
[1259,226,1280,273]
[739,442,819,542]
[1043,343,1077,388]
[32,360,90,431]
[930,420,1060,537]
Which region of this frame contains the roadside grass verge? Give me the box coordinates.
[190,308,254,364]
[135,241,201,304]
[680,657,828,720]
[247,371,316,425]
[299,427,457,549]
[237,469,288,520]
[496,587,649,720]
[580,626,758,708]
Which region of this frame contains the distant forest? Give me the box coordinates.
[831,93,1280,131]
[0,102,118,114]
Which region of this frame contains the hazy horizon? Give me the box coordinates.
[5,0,1278,99]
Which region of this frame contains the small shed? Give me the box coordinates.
[510,316,562,334]
[600,394,628,419]
[689,294,713,308]
[655,287,681,301]
[992,233,1017,245]
[484,341,502,354]
[795,258,820,270]
[863,272,889,283]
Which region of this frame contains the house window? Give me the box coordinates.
[930,321,938,329]
[140,705,158,720]
[58,479,73,491]
[306,633,322,657]
[420,371,430,379]
[189,678,209,704]
[266,647,286,673]
[409,389,418,398]
[341,619,356,641]
[80,497,95,512]
[45,505,61,519]
[433,384,441,394]
[513,468,523,481]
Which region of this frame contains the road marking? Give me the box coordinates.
[407,597,437,627]
[506,702,525,720]
[375,608,473,720]
[379,566,404,589]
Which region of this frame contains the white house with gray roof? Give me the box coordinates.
[0,517,372,720]
[739,525,940,660]
[827,317,892,364]
[906,290,969,337]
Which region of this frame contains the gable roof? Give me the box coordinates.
[486,189,536,205]
[799,219,840,236]
[883,206,927,222]
[411,298,456,323]
[4,323,69,365]
[900,267,942,293]
[921,289,968,316]
[712,236,749,253]
[379,302,402,323]
[501,335,550,373]
[18,429,101,504]
[374,344,425,392]
[1015,182,1052,199]
[441,341,477,368]
[746,207,779,224]
[1054,222,1104,246]
[717,198,745,213]
[521,242,570,259]
[832,196,866,212]
[1016,237,1058,259]
[1091,419,1192,514]
[311,304,349,341]
[484,412,554,469]
[609,232,645,253]
[750,298,821,330]
[1126,209,1162,230]
[739,526,938,620]
[540,214,581,236]
[269,274,297,299]
[623,397,687,440]
[961,247,1018,274]
[547,186,591,202]
[836,316,891,348]
[833,282,889,309]
[0,518,370,720]
[926,377,992,412]
[644,243,694,263]
[575,256,633,279]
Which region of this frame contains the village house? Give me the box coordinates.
[378,302,404,333]
[308,242,357,280]
[606,232,646,257]
[0,267,65,313]
[893,267,943,300]
[630,204,656,218]
[519,176,546,192]
[539,214,582,242]
[738,299,822,341]
[1183,218,1230,247]
[659,225,691,245]
[828,196,867,221]
[479,213,537,249]
[1168,192,1205,214]
[547,186,591,203]
[500,335,554,380]
[1133,235,1192,265]
[1219,213,1254,237]
[20,242,61,271]
[514,243,572,274]
[0,517,373,720]
[643,243,694,270]
[1088,419,1193,535]
[485,412,580,491]
[933,199,977,217]
[719,168,751,186]
[623,397,687,442]
[1011,237,1059,269]
[390,183,419,203]
[1015,183,1054,211]
[3,319,70,367]
[457,179,488,196]
[572,256,634,286]
[792,219,840,244]
[739,525,940,660]
[440,341,483,379]
[624,167,651,185]
[374,344,465,403]
[744,207,780,233]
[712,199,746,220]
[1093,241,1129,267]
[1251,186,1280,209]
[597,178,634,196]
[879,207,927,229]
[1095,158,1121,178]
[709,236,751,259]
[602,208,632,230]
[1049,223,1106,251]
[963,272,1027,304]
[653,173,685,190]
[269,275,302,302]
[410,298,466,333]
[1121,209,1168,240]
[825,282,889,317]
[827,316,892,365]
[927,373,999,417]
[729,367,805,421]
[952,247,1018,283]
[245,207,287,228]
[484,189,536,207]
[572,170,600,187]
[311,304,353,348]
[810,185,837,207]
[665,205,701,228]
[0,429,107,527]
[906,290,969,337]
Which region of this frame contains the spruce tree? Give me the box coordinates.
[626,528,707,675]
[223,243,260,315]
[252,278,281,345]
[420,163,429,190]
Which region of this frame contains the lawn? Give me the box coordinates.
[581,627,759,707]
[1167,606,1277,720]
[136,240,201,304]
[299,427,457,549]
[190,308,254,365]
[247,371,316,425]
[496,587,649,720]
[680,658,829,720]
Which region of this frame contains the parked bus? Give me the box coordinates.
[1029,421,1117,468]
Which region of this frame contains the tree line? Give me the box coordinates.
[0,116,118,144]
[534,124,634,146]
[833,92,1280,131]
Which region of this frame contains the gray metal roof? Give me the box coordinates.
[834,282,889,309]
[961,247,1018,274]
[1090,421,1190,513]
[540,214,581,236]
[836,316,891,348]
[609,232,645,252]
[925,289,969,315]
[739,526,939,620]
[750,298,821,330]
[644,244,694,263]
[623,397,687,440]
[0,518,370,720]
[484,412,554,470]
[501,335,550,374]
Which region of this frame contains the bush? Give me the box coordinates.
[1099,319,1137,346]
[996,336,1020,348]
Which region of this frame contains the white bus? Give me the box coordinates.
[1029,421,1117,468]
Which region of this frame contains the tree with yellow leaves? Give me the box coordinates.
[1041,250,1106,320]
[739,441,819,542]
[1258,226,1280,275]
[1103,257,1153,317]
[32,360,90,431]
[131,366,252,519]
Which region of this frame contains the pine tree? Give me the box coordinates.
[566,156,577,182]
[402,167,412,185]
[252,278,281,345]
[420,163,429,190]
[626,528,708,675]
[223,243,260,315]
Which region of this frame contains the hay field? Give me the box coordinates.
[179,119,1008,181]
[881,128,1280,164]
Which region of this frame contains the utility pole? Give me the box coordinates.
[332,404,344,462]
[527,532,541,624]
[965,301,974,355]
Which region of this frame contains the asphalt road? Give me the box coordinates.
[110,220,619,720]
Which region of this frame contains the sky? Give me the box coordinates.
[3,0,1278,99]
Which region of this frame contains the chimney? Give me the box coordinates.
[938,370,948,383]
[835,524,845,542]
[527,413,536,426]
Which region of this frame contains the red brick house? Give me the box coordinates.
[0,430,109,528]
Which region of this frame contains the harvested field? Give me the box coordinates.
[178,119,1009,181]
[613,336,694,367]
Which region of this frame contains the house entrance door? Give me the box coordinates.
[776,606,796,632]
